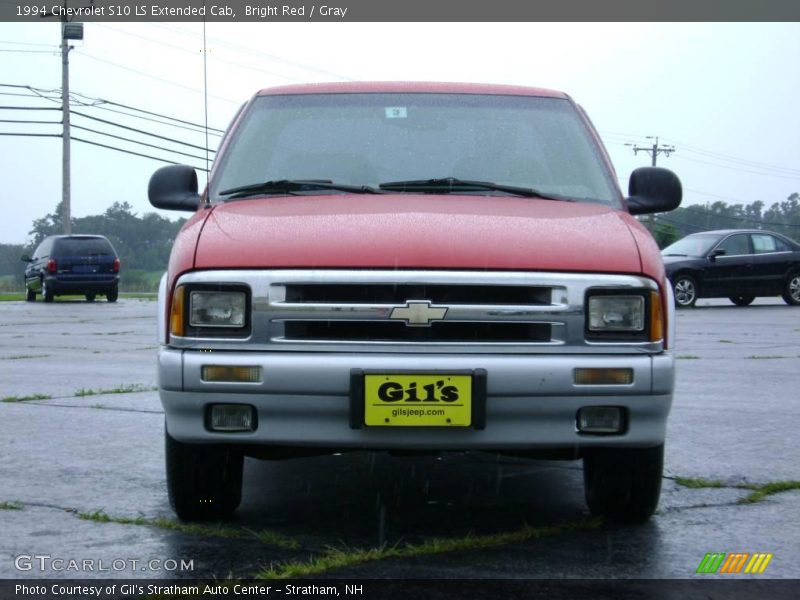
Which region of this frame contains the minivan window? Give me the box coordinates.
[54,238,113,256]
[210,93,621,207]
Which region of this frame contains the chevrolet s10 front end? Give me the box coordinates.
[149,82,682,522]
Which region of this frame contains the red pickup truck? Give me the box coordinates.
[149,82,682,522]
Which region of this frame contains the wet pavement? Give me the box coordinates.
[0,297,799,580]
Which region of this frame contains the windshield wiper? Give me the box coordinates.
[219,179,385,199]
[378,177,573,201]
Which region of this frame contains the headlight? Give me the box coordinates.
[170,284,251,338]
[190,290,246,328]
[588,295,645,332]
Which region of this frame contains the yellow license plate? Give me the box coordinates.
[364,373,472,427]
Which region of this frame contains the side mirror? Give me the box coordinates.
[626,167,682,215]
[709,248,726,261]
[20,255,32,263]
[148,165,202,212]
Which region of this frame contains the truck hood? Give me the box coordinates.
[193,194,644,273]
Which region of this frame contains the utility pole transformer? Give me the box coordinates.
[629,136,675,166]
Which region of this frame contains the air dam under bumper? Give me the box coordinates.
[158,348,673,449]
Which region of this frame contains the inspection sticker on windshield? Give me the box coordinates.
[385,107,407,119]
[364,373,471,426]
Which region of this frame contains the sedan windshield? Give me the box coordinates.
[209,93,621,206]
[662,234,721,257]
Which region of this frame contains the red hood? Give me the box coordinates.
[192,194,644,274]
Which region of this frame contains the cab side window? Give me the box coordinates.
[716,234,749,256]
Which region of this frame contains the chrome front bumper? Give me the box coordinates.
[159,348,673,450]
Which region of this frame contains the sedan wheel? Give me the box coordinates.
[673,275,697,308]
[783,273,800,306]
[729,295,755,306]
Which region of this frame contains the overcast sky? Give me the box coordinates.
[0,22,798,245]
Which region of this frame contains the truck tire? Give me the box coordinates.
[583,444,663,523]
[165,427,243,521]
[729,295,754,306]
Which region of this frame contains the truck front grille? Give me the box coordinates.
[168,270,664,354]
[284,284,551,305]
[283,321,552,343]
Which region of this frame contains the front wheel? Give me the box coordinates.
[583,444,664,523]
[672,275,697,308]
[729,295,755,306]
[782,273,800,306]
[165,427,243,521]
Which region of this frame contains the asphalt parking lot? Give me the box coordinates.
[1,297,799,584]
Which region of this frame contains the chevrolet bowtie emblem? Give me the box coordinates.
[389,300,448,327]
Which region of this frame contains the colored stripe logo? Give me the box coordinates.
[696,553,773,574]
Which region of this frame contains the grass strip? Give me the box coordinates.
[76,510,298,549]
[74,384,156,397]
[1,393,52,403]
[0,501,23,510]
[256,517,602,579]
[675,476,800,504]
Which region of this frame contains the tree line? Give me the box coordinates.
[640,193,800,248]
[0,202,185,291]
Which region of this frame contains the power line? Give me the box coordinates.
[70,110,216,153]
[0,119,61,124]
[0,132,61,137]
[72,52,241,106]
[71,136,209,172]
[70,123,210,162]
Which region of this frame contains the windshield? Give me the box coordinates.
[662,234,721,257]
[209,93,621,206]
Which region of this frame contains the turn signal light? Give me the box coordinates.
[47,259,57,273]
[201,365,262,383]
[650,291,664,342]
[574,368,633,385]
[169,285,185,337]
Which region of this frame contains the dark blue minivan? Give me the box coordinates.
[22,235,120,303]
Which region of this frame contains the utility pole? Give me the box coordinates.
[44,4,84,234]
[61,19,71,234]
[628,136,675,166]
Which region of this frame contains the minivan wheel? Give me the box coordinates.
[26,288,35,302]
[672,275,697,308]
[85,293,96,302]
[42,280,54,303]
[583,444,664,523]
[782,273,800,306]
[729,295,755,306]
[165,427,243,521]
[107,287,118,303]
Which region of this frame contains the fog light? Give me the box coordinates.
[574,368,633,385]
[202,365,262,383]
[577,407,624,434]
[209,404,255,432]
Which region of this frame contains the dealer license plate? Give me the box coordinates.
[363,373,472,427]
